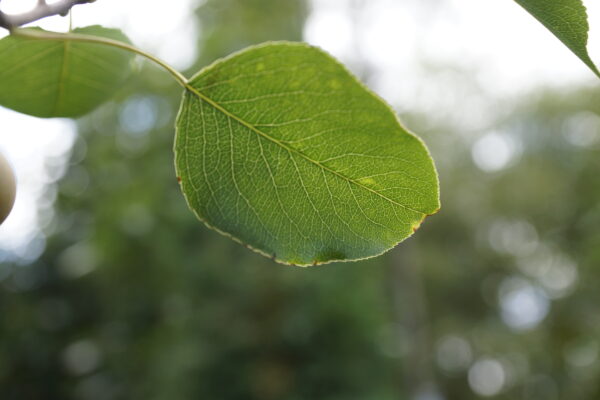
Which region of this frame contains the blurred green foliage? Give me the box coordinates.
[1,0,600,399]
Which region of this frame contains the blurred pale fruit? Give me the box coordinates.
[0,151,16,224]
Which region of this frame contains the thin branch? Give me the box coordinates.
[0,0,95,30]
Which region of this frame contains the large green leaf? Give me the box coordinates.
[175,42,440,266]
[514,0,600,78]
[0,26,134,118]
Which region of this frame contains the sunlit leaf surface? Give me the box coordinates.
[175,42,440,266]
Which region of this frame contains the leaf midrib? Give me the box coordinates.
[183,83,429,216]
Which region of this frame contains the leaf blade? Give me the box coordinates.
[0,26,134,118]
[175,42,440,266]
[514,0,600,78]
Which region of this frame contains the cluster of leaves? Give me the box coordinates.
[1,0,597,266]
[0,23,439,267]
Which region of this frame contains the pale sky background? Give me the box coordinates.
[0,0,598,397]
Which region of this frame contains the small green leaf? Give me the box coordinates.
[175,42,440,266]
[0,26,134,118]
[514,0,600,78]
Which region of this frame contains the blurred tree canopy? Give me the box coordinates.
[1,1,600,399]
